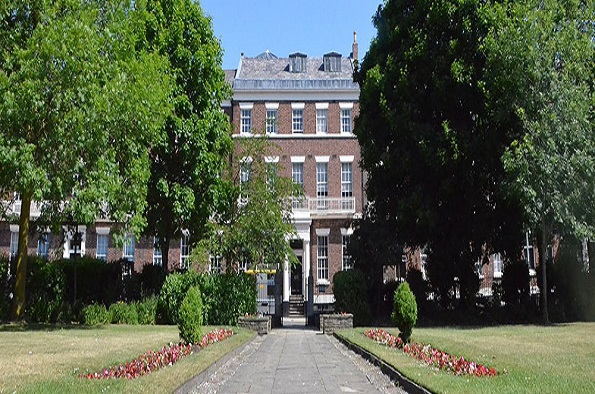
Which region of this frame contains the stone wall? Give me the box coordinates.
[320,313,353,334]
[238,316,271,335]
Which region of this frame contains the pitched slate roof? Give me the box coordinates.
[233,54,359,91]
[224,69,237,85]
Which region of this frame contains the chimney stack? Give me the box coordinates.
[352,31,358,63]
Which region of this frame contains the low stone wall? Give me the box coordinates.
[238,315,271,335]
[320,313,353,334]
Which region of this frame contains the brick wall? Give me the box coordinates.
[0,221,185,274]
[233,101,359,136]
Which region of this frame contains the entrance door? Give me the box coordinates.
[291,256,303,295]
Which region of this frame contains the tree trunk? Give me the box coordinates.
[11,191,32,320]
[161,238,170,273]
[539,221,550,324]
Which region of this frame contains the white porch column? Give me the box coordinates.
[303,239,310,299]
[283,258,290,303]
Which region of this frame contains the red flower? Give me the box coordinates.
[81,329,234,380]
[363,329,497,378]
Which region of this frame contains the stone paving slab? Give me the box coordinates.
[186,326,408,394]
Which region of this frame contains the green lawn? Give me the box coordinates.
[337,323,595,394]
[0,324,255,394]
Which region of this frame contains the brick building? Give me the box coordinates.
[0,36,364,317]
[224,35,364,315]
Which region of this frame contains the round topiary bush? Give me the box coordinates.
[392,282,418,342]
[178,286,204,344]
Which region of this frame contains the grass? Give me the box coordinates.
[337,323,595,394]
[0,324,255,394]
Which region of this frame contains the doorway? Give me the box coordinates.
[291,255,303,295]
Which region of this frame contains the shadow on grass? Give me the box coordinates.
[0,322,106,332]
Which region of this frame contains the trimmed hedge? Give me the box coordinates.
[157,270,257,325]
[333,269,371,326]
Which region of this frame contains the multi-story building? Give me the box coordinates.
[0,36,364,317]
[225,35,364,315]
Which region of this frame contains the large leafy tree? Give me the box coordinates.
[0,0,173,318]
[194,137,298,272]
[354,0,524,307]
[140,0,232,270]
[485,0,595,323]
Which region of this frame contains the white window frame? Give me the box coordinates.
[13,192,22,214]
[265,157,279,191]
[9,227,19,261]
[239,157,252,203]
[292,103,305,133]
[340,103,353,134]
[63,225,86,259]
[180,232,191,270]
[209,254,222,274]
[493,253,503,279]
[123,234,135,262]
[239,103,253,135]
[35,234,48,260]
[316,103,329,134]
[524,231,536,272]
[153,237,162,266]
[265,103,279,134]
[341,162,353,210]
[291,157,305,209]
[316,229,330,282]
[420,247,428,280]
[96,227,109,262]
[316,162,328,209]
[341,228,354,270]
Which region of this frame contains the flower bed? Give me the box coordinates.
[81,328,234,379]
[364,329,497,377]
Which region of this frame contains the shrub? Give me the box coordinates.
[108,302,138,325]
[502,259,530,305]
[0,255,13,321]
[208,272,257,325]
[333,269,371,326]
[26,257,70,323]
[138,264,166,297]
[178,286,203,344]
[136,296,158,325]
[81,304,109,325]
[157,271,199,324]
[547,242,595,322]
[392,282,417,342]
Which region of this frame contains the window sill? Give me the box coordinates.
[317,279,330,286]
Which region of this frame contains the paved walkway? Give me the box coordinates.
[187,320,407,394]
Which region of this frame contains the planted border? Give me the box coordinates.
[81,328,233,379]
[364,329,497,377]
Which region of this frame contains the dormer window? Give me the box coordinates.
[289,52,307,73]
[323,52,342,72]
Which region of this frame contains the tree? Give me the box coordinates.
[349,205,403,315]
[140,0,233,271]
[485,0,595,323]
[354,0,524,308]
[193,136,298,272]
[0,0,173,318]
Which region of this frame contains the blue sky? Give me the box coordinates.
[199,0,383,70]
